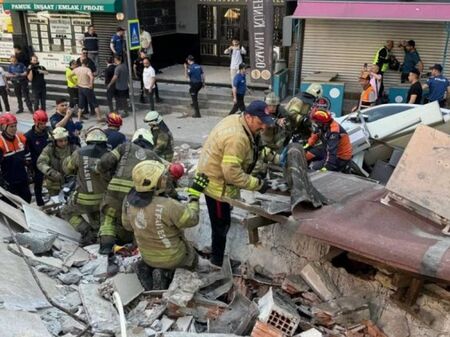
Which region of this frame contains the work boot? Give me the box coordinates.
[77,221,97,246]
[134,260,154,290]
[152,269,174,290]
[99,235,116,255]
[192,112,201,118]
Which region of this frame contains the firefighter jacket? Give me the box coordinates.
[122,195,199,269]
[307,120,353,171]
[151,121,174,162]
[24,126,50,166]
[62,143,110,206]
[197,114,261,200]
[0,132,30,185]
[37,142,78,192]
[97,142,161,201]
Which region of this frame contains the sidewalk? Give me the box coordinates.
[10,96,223,147]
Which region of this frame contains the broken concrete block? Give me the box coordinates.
[80,254,109,278]
[108,273,144,306]
[0,309,53,337]
[300,263,340,301]
[162,334,242,337]
[174,315,193,332]
[15,232,57,254]
[78,283,120,334]
[200,257,233,300]
[311,295,370,328]
[151,316,174,332]
[63,246,90,267]
[57,269,83,285]
[296,328,323,337]
[163,268,203,307]
[8,243,65,272]
[128,302,167,328]
[282,275,310,295]
[258,287,301,337]
[251,320,284,337]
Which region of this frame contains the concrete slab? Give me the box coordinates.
[0,309,53,337]
[8,244,65,271]
[109,273,144,306]
[163,269,203,307]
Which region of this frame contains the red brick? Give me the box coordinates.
[251,320,285,337]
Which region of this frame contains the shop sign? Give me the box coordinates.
[5,3,117,13]
[247,0,274,84]
[35,52,78,72]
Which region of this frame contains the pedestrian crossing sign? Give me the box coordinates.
[128,19,141,51]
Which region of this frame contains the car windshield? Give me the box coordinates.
[363,105,416,122]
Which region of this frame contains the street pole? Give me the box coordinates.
[125,31,138,131]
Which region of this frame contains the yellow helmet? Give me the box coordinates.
[132,128,154,145]
[132,160,166,192]
[86,127,108,143]
[52,127,69,140]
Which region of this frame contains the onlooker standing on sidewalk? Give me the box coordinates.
[407,68,422,104]
[229,63,247,114]
[66,60,79,110]
[423,64,450,107]
[110,27,125,57]
[399,40,423,83]
[50,98,82,146]
[70,58,102,122]
[143,57,156,111]
[134,49,147,103]
[7,55,32,114]
[184,55,204,118]
[105,57,117,112]
[224,38,246,87]
[14,45,29,67]
[373,40,394,75]
[108,55,129,117]
[0,65,11,113]
[76,48,97,75]
[27,55,48,112]
[24,110,50,206]
[140,27,153,58]
[81,25,99,70]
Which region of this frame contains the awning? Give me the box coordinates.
[293,1,450,22]
[3,0,121,13]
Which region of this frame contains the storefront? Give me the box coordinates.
[3,0,122,71]
[0,1,14,63]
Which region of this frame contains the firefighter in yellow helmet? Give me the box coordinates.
[61,127,110,244]
[122,160,209,289]
[37,127,78,197]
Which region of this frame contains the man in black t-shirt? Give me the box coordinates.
[407,68,422,104]
[27,55,48,111]
[104,57,116,112]
[76,48,97,75]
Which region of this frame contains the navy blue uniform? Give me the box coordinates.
[426,75,449,106]
[24,126,50,206]
[111,34,124,56]
[50,113,82,146]
[104,128,126,150]
[187,63,204,117]
[230,72,246,114]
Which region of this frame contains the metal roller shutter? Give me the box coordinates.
[302,19,450,93]
[91,13,120,72]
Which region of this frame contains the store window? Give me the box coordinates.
[0,5,14,62]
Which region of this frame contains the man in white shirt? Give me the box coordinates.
[0,66,10,112]
[140,28,153,58]
[142,57,156,110]
[224,38,246,87]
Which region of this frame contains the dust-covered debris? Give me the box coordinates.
[14,232,57,254]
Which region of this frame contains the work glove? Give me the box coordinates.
[48,170,63,183]
[258,179,270,194]
[303,143,310,150]
[187,173,209,199]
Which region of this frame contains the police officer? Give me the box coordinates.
[122,160,209,289]
[25,110,50,206]
[144,110,174,162]
[184,55,205,118]
[423,64,450,107]
[104,112,126,150]
[96,128,160,254]
[61,127,110,244]
[0,113,31,202]
[37,127,78,198]
[305,110,353,172]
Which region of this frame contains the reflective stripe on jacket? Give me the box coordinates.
[0,132,29,184]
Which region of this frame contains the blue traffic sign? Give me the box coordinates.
[128,19,140,51]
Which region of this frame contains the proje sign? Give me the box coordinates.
[247,0,273,84]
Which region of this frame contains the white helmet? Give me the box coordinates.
[143,110,162,125]
[305,83,323,98]
[132,128,154,145]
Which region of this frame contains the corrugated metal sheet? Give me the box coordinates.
[302,20,450,93]
[91,13,120,72]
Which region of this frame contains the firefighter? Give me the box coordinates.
[143,110,174,161]
[96,128,161,254]
[0,113,31,202]
[122,160,209,289]
[37,127,78,198]
[61,127,110,244]
[104,112,126,150]
[24,110,50,206]
[304,110,353,172]
[196,100,273,267]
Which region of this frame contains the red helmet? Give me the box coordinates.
[106,113,123,127]
[169,163,185,180]
[310,110,332,124]
[1,113,17,126]
[33,110,48,124]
